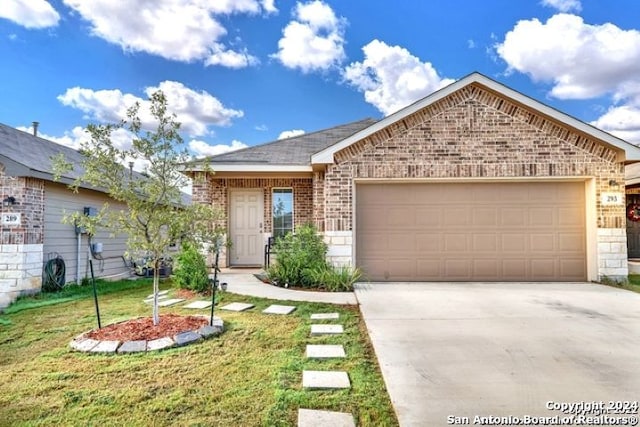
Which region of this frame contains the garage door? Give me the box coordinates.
[356,181,586,281]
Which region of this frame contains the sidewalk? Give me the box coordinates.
[215,269,358,305]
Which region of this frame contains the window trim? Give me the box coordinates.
[272,187,294,238]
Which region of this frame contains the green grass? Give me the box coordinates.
[622,275,640,293]
[0,278,398,426]
[2,278,153,314]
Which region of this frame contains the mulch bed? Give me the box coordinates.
[85,314,209,342]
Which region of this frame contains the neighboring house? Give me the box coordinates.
[188,72,640,283]
[0,124,130,310]
[624,163,640,259]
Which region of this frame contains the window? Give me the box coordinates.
[272,188,293,239]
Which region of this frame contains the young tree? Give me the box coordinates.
[53,91,222,325]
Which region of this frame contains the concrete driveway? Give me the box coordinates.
[354,282,640,426]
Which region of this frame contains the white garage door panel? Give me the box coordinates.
[356,182,587,282]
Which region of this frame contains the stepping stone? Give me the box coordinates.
[146,290,169,298]
[90,340,120,353]
[183,300,212,309]
[174,331,201,346]
[157,298,185,307]
[262,304,296,315]
[310,324,344,335]
[298,408,355,427]
[147,337,174,351]
[310,312,339,320]
[306,344,346,359]
[118,340,147,353]
[302,370,350,389]
[144,295,169,303]
[70,338,99,352]
[219,302,255,312]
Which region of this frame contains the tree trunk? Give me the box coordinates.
[152,258,160,325]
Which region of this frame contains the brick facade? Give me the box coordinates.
[192,82,629,280]
[320,84,626,279]
[323,84,623,233]
[0,164,45,310]
[193,176,313,267]
[0,165,45,245]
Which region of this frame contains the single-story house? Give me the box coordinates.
[624,163,640,261]
[0,124,131,310]
[189,72,640,283]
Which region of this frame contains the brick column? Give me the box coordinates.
[0,166,44,310]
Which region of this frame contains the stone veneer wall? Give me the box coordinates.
[597,228,628,279]
[0,164,45,310]
[321,84,626,279]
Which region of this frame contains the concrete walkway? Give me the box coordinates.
[215,270,357,305]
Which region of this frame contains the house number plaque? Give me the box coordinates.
[1,213,21,226]
[600,192,624,206]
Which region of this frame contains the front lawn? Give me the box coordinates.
[601,275,640,294]
[0,279,397,426]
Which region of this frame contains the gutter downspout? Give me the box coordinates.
[76,232,81,284]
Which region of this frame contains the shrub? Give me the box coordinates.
[266,224,362,291]
[266,223,327,287]
[305,265,362,292]
[172,242,209,293]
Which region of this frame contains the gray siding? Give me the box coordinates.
[43,182,130,283]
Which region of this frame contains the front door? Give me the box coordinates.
[229,189,263,266]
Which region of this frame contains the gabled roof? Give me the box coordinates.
[0,122,86,183]
[0,123,192,205]
[311,72,640,165]
[191,118,377,172]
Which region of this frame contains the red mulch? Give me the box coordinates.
[85,314,209,342]
[174,288,212,299]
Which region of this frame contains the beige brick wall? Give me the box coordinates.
[192,175,313,267]
[0,164,45,310]
[198,177,313,232]
[322,84,626,279]
[324,84,623,232]
[0,165,45,245]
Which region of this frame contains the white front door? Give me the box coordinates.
[229,190,263,266]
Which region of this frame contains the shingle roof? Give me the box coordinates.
[202,118,377,166]
[0,123,192,204]
[0,122,86,181]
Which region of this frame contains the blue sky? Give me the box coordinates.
[2,0,640,161]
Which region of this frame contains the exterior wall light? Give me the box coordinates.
[2,196,17,207]
[608,180,620,190]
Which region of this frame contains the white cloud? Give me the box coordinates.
[189,139,248,158]
[278,129,305,139]
[58,81,243,137]
[0,0,60,28]
[540,0,582,12]
[255,124,268,131]
[204,43,259,68]
[62,0,269,66]
[591,106,640,144]
[497,14,640,144]
[272,0,346,73]
[496,14,640,101]
[261,0,278,14]
[18,125,87,149]
[343,39,455,115]
[18,124,153,172]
